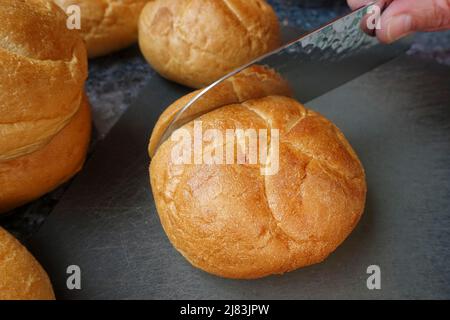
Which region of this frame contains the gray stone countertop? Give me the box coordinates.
[1,0,449,240]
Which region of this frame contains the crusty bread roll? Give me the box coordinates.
[0,227,55,300]
[139,0,281,88]
[54,0,149,58]
[0,95,91,214]
[0,0,87,162]
[149,67,366,279]
[148,65,292,157]
[0,0,91,213]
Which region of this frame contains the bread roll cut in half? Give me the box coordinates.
[0,0,91,214]
[54,0,149,58]
[0,227,55,300]
[139,0,281,88]
[149,66,367,279]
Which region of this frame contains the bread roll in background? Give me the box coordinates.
[0,0,91,213]
[150,67,366,279]
[54,0,149,58]
[139,0,281,88]
[0,227,55,300]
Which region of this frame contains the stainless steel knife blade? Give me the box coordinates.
[151,3,411,157]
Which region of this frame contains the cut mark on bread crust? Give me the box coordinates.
[221,0,266,52]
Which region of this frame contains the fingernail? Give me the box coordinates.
[386,15,413,43]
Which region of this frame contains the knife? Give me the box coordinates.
[151,2,411,157]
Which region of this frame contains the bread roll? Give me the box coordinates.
[0,0,87,162]
[0,0,91,213]
[0,227,55,300]
[54,0,149,58]
[149,68,366,279]
[0,95,91,214]
[139,0,281,88]
[149,65,292,157]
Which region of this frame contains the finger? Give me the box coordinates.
[347,0,373,10]
[359,0,393,37]
[377,0,450,43]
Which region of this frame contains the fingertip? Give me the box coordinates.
[377,14,414,44]
[347,0,372,10]
[376,32,393,44]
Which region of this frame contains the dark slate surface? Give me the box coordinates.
[0,0,450,298]
[29,55,450,299]
[2,0,450,241]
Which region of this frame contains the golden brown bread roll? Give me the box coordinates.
[0,0,91,213]
[54,0,149,58]
[139,0,281,88]
[148,65,292,157]
[0,0,87,162]
[0,227,55,300]
[0,95,91,214]
[149,68,366,279]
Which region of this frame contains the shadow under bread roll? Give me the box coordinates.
[0,227,54,300]
[0,0,91,213]
[139,0,281,88]
[54,0,149,58]
[149,66,367,279]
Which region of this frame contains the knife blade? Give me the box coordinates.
[151,3,411,157]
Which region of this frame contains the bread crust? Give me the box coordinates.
[54,0,149,58]
[0,95,91,214]
[0,227,55,300]
[0,0,91,213]
[139,0,281,88]
[149,70,366,279]
[0,0,87,161]
[149,65,292,157]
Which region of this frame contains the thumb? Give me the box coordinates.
[377,0,450,43]
[347,0,372,10]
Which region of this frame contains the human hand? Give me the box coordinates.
[348,0,450,43]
